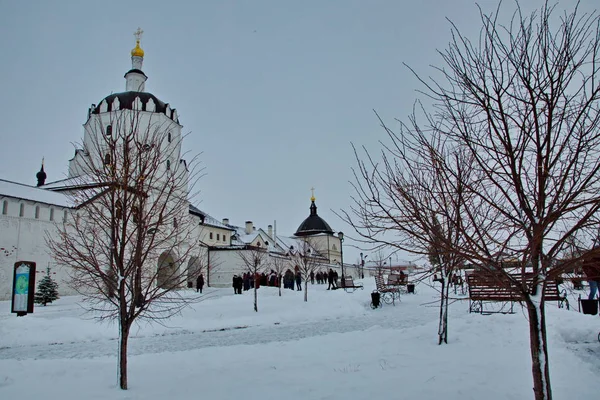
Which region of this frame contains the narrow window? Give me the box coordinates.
[223,235,226,242]
[166,159,171,170]
[174,218,178,228]
[19,203,24,217]
[106,125,112,136]
[2,200,7,215]
[50,208,54,221]
[63,210,68,222]
[209,232,213,240]
[35,206,40,219]
[132,206,139,224]
[168,132,172,143]
[104,153,111,165]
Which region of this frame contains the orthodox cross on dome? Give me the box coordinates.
[310,187,315,202]
[134,27,144,42]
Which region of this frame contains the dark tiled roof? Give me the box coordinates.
[92,91,175,119]
[294,200,334,236]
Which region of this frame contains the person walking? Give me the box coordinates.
[196,273,204,293]
[327,268,336,290]
[582,249,600,299]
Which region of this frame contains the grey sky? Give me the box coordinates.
[0,0,596,264]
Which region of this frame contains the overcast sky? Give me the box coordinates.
[0,0,596,265]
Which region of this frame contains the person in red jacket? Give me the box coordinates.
[582,249,600,300]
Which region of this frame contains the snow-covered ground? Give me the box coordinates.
[0,279,599,399]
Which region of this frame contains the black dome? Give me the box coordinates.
[92,91,178,121]
[294,200,334,236]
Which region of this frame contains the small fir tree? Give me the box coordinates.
[34,272,59,306]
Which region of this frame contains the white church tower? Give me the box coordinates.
[67,28,186,190]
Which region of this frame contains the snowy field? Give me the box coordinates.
[0,279,599,400]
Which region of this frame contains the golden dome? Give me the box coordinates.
[131,40,144,57]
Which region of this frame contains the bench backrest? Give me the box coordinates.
[467,271,561,300]
[374,275,386,291]
[387,274,407,285]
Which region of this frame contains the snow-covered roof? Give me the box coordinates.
[41,175,103,191]
[189,205,234,231]
[0,179,73,208]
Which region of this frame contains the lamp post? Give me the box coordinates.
[338,231,344,287]
[360,252,367,279]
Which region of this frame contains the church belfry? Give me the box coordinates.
[125,27,148,92]
[36,158,47,187]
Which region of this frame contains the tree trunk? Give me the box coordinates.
[253,286,258,312]
[118,321,130,390]
[437,271,450,345]
[438,272,450,345]
[526,296,552,400]
[278,274,282,297]
[304,278,308,302]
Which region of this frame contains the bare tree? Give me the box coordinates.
[345,2,600,399]
[289,238,326,302]
[268,252,289,297]
[238,245,268,312]
[341,112,474,345]
[48,106,203,390]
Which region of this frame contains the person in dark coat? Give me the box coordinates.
[232,275,238,294]
[243,273,250,291]
[295,270,302,291]
[196,274,204,293]
[310,271,315,284]
[327,268,336,290]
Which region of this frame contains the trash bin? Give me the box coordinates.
[407,284,415,294]
[371,291,381,309]
[580,299,599,315]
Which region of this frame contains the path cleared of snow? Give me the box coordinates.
[0,280,599,400]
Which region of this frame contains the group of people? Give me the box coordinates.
[282,269,302,291]
[195,267,345,294]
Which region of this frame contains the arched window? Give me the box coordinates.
[168,132,172,143]
[106,125,112,136]
[35,206,40,219]
[209,232,213,240]
[2,200,7,215]
[19,203,24,217]
[166,159,171,170]
[332,244,337,251]
[50,208,54,221]
[104,153,111,165]
[174,218,178,228]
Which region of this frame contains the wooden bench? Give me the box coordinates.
[342,276,364,293]
[467,272,569,314]
[374,275,401,305]
[387,273,411,294]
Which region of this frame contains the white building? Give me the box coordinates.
[0,32,344,301]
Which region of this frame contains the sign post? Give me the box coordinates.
[11,261,36,316]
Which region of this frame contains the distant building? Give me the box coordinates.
[0,33,343,299]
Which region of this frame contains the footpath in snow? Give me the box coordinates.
[0,279,599,400]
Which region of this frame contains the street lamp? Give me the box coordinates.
[338,231,344,287]
[360,252,367,279]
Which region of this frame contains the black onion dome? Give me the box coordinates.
[294,200,334,236]
[92,91,171,116]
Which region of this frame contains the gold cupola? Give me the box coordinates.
[131,27,144,57]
